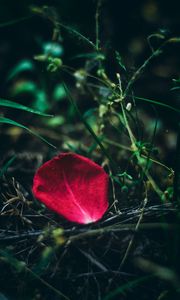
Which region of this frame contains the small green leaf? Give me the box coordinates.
[115,51,126,71]
[53,84,66,101]
[32,246,54,276]
[117,172,133,180]
[0,249,26,273]
[46,57,62,72]
[11,81,37,97]
[65,142,79,153]
[43,42,64,57]
[121,185,129,193]
[33,90,50,112]
[168,37,180,43]
[172,78,180,83]
[171,77,180,91]
[45,115,65,127]
[171,86,180,91]
[7,60,35,81]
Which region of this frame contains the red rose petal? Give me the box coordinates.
[33,153,109,224]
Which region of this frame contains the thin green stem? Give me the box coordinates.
[104,138,172,172]
[119,197,147,269]
[26,267,70,300]
[63,83,118,173]
[95,0,103,50]
[115,73,163,198]
[67,223,179,243]
[123,38,174,98]
[173,123,180,205]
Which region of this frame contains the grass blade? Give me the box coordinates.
[0,16,31,28]
[173,122,180,204]
[103,275,153,300]
[0,98,53,117]
[0,117,56,149]
[0,155,16,178]
[134,96,180,114]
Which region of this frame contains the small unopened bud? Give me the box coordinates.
[34,54,47,62]
[74,69,86,81]
[126,102,132,111]
[114,98,122,103]
[99,104,108,118]
[76,82,81,89]
[111,83,116,88]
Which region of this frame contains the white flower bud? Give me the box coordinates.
[126,102,132,111]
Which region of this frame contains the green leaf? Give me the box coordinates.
[53,84,66,101]
[45,115,65,127]
[117,172,133,180]
[65,142,79,153]
[0,117,56,149]
[43,42,64,57]
[32,246,54,276]
[11,81,37,97]
[33,90,50,112]
[0,249,26,273]
[171,77,180,91]
[0,98,53,117]
[7,60,35,81]
[172,78,180,84]
[171,86,180,91]
[168,37,180,43]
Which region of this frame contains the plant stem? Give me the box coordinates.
[119,92,163,199]
[63,82,118,173]
[173,123,180,205]
[95,0,103,50]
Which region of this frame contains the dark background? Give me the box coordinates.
[0,0,179,117]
